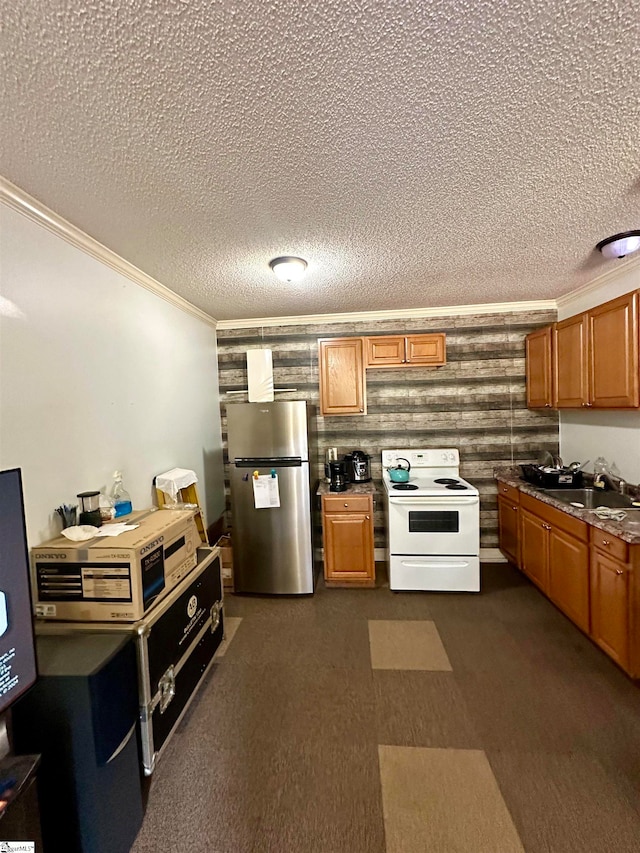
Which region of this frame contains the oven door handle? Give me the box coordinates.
[399,560,473,569]
[388,497,479,506]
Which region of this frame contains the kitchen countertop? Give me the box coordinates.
[317,480,379,497]
[495,467,640,545]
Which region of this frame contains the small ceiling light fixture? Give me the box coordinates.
[269,256,308,282]
[596,230,640,259]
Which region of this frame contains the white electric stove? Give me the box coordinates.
[382,448,480,592]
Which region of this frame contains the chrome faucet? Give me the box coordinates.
[594,472,627,494]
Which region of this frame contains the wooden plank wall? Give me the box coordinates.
[217,309,558,551]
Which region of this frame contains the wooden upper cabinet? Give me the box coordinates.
[525,325,554,408]
[554,313,589,408]
[589,291,639,408]
[366,334,446,368]
[366,336,405,366]
[318,337,366,416]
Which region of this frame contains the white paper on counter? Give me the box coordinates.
[252,474,280,509]
[94,523,140,536]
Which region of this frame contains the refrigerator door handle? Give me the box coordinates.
[233,457,303,467]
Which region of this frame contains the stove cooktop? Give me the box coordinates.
[381,448,479,498]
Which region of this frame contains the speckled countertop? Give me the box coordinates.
[317,480,379,497]
[495,467,640,545]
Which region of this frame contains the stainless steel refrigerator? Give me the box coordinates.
[226,401,316,594]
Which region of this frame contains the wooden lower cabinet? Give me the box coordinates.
[497,482,520,566]
[322,494,375,587]
[548,527,590,633]
[519,494,590,629]
[499,481,640,678]
[590,545,630,672]
[520,508,550,591]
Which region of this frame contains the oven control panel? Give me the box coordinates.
[381,449,460,469]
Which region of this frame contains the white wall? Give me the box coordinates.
[558,263,640,484]
[0,204,225,545]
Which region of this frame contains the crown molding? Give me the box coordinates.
[556,254,640,310]
[0,176,218,328]
[216,299,557,330]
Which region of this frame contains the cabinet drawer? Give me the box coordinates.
[323,495,372,513]
[590,529,628,563]
[496,481,520,503]
[520,492,588,541]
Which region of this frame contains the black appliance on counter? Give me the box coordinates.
[329,460,349,492]
[344,450,371,483]
[520,464,584,488]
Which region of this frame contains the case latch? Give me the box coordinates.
[158,665,176,714]
[210,601,222,633]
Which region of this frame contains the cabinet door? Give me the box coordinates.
[497,496,520,567]
[318,338,366,415]
[589,291,639,408]
[520,508,548,590]
[323,512,374,583]
[526,326,554,408]
[405,334,446,365]
[554,313,589,408]
[366,336,405,366]
[548,527,590,632]
[590,547,630,670]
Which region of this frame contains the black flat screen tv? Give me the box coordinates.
[0,468,37,716]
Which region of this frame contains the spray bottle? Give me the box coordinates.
[111,471,133,517]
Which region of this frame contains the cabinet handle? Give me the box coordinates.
[586,402,593,407]
[543,523,552,530]
[615,569,624,575]
[545,403,552,408]
[365,515,370,520]
[502,487,509,492]
[512,505,518,511]
[344,503,349,507]
[602,539,609,546]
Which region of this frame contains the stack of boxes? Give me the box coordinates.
[217,533,234,591]
[28,472,225,779]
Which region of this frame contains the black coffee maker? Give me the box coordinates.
[329,460,348,492]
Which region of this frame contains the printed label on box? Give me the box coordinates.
[81,567,131,600]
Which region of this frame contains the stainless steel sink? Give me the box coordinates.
[541,488,634,509]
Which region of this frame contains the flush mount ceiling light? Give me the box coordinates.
[269,256,308,282]
[596,230,640,259]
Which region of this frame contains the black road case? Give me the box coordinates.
[35,546,224,775]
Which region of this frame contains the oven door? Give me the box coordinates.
[387,495,479,555]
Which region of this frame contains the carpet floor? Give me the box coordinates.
[130,563,640,853]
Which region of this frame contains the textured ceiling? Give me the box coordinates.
[2,0,639,322]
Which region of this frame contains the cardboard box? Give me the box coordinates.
[216,534,233,590]
[32,509,200,622]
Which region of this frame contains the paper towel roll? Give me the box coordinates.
[247,349,274,402]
